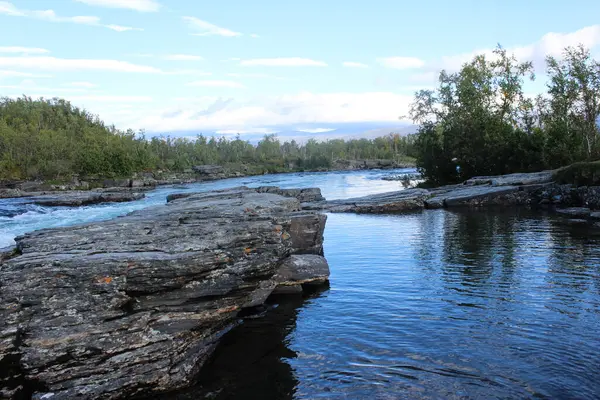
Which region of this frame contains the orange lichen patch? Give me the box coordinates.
[54,273,67,279]
[244,247,254,254]
[96,276,113,284]
[217,305,239,314]
[281,232,291,240]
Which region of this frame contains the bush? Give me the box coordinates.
[553,161,600,186]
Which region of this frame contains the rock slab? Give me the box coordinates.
[0,187,328,399]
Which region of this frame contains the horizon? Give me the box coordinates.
[1,0,600,141]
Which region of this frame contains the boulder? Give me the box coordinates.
[0,187,327,399]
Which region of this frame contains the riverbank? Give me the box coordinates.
[0,159,415,200]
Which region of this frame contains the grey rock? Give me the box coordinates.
[32,192,145,207]
[254,186,324,202]
[274,254,330,287]
[465,170,556,186]
[590,212,600,220]
[556,207,591,218]
[0,187,327,399]
[321,188,429,213]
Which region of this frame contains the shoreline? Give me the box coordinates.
[0,160,416,200]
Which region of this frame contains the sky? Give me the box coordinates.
[1,0,600,141]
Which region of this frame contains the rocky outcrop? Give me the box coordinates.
[303,170,600,215]
[31,191,145,207]
[0,187,328,399]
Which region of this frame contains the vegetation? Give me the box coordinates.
[553,161,600,186]
[0,96,416,180]
[409,44,600,185]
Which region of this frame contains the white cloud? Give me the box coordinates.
[438,25,600,72]
[342,61,369,68]
[377,57,425,69]
[0,46,49,54]
[74,0,161,12]
[226,72,286,80]
[187,80,246,88]
[0,56,162,73]
[0,70,52,78]
[216,128,278,135]
[0,1,142,31]
[241,57,327,67]
[183,16,242,37]
[70,81,98,88]
[100,91,413,132]
[164,54,203,61]
[296,128,337,133]
[250,34,260,38]
[163,69,212,76]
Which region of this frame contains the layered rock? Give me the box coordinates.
[304,170,600,215]
[0,187,328,399]
[31,191,145,207]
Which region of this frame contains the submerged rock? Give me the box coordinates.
[0,187,328,399]
[31,191,145,207]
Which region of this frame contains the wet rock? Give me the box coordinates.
[0,187,327,399]
[556,207,591,218]
[590,212,600,220]
[317,188,429,213]
[275,254,330,287]
[32,191,145,207]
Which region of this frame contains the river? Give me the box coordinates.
[2,169,599,399]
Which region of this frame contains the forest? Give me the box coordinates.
[0,96,416,180]
[409,44,600,185]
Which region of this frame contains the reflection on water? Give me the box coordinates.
[173,208,600,399]
[154,288,330,400]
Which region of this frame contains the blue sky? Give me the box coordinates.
[1,0,600,140]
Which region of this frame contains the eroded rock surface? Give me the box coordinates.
[0,187,328,399]
[31,191,145,207]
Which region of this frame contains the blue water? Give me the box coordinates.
[2,169,600,399]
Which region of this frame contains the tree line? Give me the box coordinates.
[409,44,600,185]
[0,96,416,180]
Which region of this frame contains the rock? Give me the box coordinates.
[254,186,325,202]
[320,188,429,213]
[428,185,521,207]
[556,207,591,218]
[0,187,327,399]
[274,254,330,287]
[590,212,600,220]
[192,165,223,175]
[465,170,556,186]
[31,191,145,207]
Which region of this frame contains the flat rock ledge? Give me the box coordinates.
[304,169,600,216]
[0,187,328,399]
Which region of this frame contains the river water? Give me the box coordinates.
[1,169,599,399]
